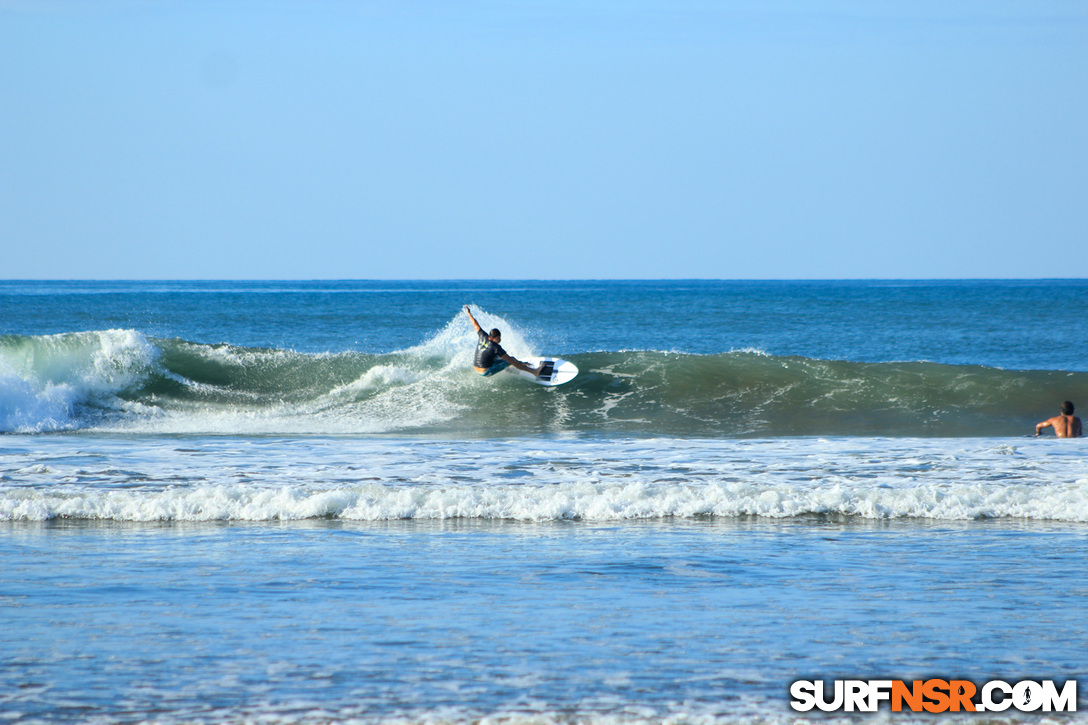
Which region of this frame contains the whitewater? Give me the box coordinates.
[3,280,1088,724]
[4,436,1088,524]
[4,324,1088,438]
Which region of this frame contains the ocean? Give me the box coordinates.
[2,279,1087,724]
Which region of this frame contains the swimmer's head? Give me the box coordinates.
[1062,401,1075,415]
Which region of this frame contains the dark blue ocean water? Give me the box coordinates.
[3,279,1087,368]
[2,280,1087,723]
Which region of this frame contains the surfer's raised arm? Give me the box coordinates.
[464,306,541,378]
[464,305,482,333]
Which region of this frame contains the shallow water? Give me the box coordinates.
[5,515,1088,723]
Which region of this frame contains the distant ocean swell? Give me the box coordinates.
[3,328,1087,437]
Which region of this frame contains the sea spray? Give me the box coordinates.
[0,329,159,432]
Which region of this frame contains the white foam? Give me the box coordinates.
[83,309,541,436]
[330,364,426,394]
[407,306,539,366]
[9,476,1086,523]
[4,436,1087,523]
[0,364,77,432]
[0,329,158,433]
[0,311,542,436]
[104,355,473,436]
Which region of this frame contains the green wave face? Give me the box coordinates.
[3,331,1085,437]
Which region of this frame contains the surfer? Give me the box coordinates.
[1035,401,1083,438]
[464,306,540,377]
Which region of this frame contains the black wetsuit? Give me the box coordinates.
[474,329,507,372]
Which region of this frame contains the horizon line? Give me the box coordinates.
[2,277,1087,284]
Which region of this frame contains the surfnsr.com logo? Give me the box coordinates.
[790,679,1077,713]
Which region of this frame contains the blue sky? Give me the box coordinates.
[2,1,1086,279]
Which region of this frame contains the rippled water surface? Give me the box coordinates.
[5,514,1088,723]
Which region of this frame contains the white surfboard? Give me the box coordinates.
[518,357,578,386]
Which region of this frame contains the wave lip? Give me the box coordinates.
[0,329,159,432]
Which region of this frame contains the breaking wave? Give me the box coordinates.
[2,315,1087,437]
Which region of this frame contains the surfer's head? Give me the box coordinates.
[1062,401,1075,415]
[489,328,501,342]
